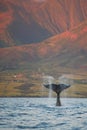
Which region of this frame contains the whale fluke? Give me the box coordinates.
[43,83,71,106]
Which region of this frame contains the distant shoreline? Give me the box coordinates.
[0,96,87,98]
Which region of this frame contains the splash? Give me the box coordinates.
[58,74,74,98]
[42,75,54,98]
[58,74,74,85]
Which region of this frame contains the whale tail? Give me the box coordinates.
[56,93,61,106]
[43,83,71,106]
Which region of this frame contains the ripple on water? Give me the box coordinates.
[0,98,87,130]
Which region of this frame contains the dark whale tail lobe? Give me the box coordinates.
[43,84,71,106]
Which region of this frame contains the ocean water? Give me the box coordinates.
[0,98,87,130]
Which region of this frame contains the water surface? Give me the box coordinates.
[0,98,87,130]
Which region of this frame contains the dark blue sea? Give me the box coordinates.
[0,98,87,130]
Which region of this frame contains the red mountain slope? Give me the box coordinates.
[0,0,87,47]
[0,21,87,69]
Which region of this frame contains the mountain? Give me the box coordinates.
[1,20,87,97]
[0,0,87,47]
[0,21,87,71]
[0,0,87,97]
